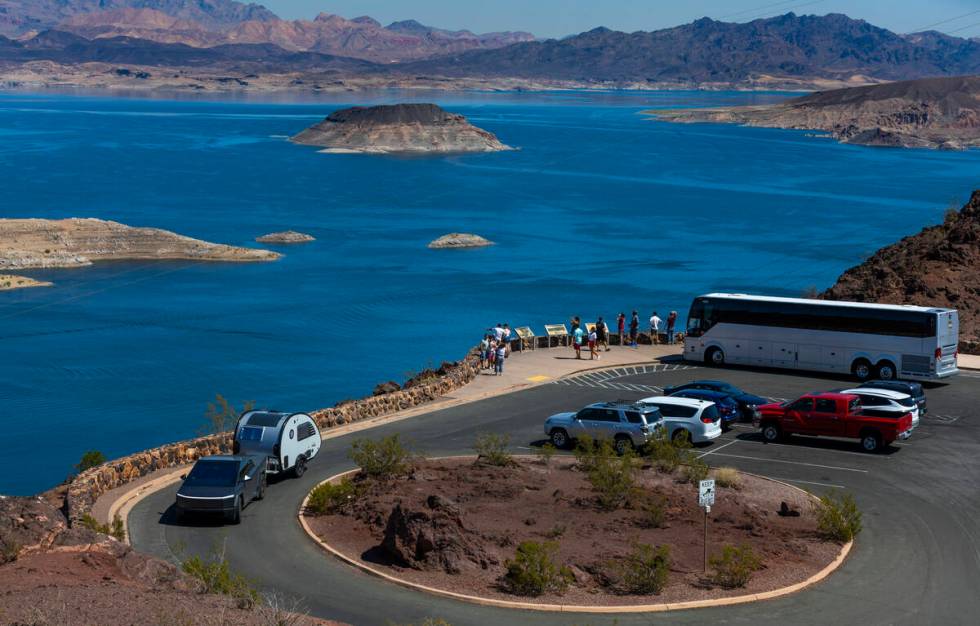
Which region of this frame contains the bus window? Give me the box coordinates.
[686,299,716,337]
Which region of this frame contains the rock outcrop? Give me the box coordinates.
[0,274,52,291]
[823,190,980,350]
[427,233,495,249]
[650,75,980,150]
[291,103,512,154]
[0,218,280,270]
[256,230,315,244]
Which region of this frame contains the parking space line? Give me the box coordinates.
[725,436,890,459]
[698,440,738,458]
[706,452,869,473]
[771,477,846,489]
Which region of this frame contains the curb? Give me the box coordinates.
[298,457,853,614]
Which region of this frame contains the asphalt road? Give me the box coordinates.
[130,362,980,626]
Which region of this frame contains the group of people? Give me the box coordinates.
[569,316,609,360]
[479,323,512,375]
[646,310,679,346]
[567,310,678,358]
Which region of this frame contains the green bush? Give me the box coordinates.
[643,430,692,473]
[78,513,126,541]
[573,434,600,472]
[619,543,671,595]
[681,456,709,485]
[1,540,20,564]
[635,494,667,529]
[503,541,573,597]
[182,551,259,609]
[709,544,762,589]
[545,523,566,539]
[586,440,636,510]
[201,394,254,435]
[474,432,514,467]
[815,492,863,541]
[349,434,413,479]
[306,477,360,515]
[535,442,557,466]
[75,450,107,473]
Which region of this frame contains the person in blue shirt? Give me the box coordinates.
[573,324,585,359]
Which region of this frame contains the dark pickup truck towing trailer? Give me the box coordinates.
[754,392,913,453]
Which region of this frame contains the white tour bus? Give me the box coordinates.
[684,293,959,381]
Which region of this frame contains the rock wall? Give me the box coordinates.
[65,349,482,523]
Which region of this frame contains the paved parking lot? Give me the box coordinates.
[130,361,980,626]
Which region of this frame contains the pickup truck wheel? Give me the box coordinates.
[254,474,267,501]
[614,435,633,455]
[293,455,307,478]
[550,429,570,449]
[861,431,883,453]
[852,359,873,381]
[876,361,897,381]
[761,423,782,443]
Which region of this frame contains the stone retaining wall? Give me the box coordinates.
[65,348,482,523]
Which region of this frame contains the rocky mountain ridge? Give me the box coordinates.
[823,191,980,350]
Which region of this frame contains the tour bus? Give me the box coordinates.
[684,293,959,381]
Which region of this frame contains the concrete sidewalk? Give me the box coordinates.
[958,353,980,371]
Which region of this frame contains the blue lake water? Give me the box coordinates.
[1,89,978,495]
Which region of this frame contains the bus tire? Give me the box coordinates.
[860,429,883,453]
[875,360,897,381]
[851,359,873,381]
[705,347,725,367]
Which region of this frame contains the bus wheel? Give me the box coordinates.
[876,361,897,381]
[851,359,873,381]
[705,347,725,366]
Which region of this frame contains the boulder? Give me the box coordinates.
[427,233,494,249]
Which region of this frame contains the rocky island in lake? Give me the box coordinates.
[0,218,280,270]
[427,233,495,249]
[291,103,513,154]
[0,274,52,291]
[649,75,980,150]
[256,230,316,244]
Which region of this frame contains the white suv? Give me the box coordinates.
[840,388,921,429]
[639,396,723,444]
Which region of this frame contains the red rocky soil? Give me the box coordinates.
[305,457,843,606]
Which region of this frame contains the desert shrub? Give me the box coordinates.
[255,591,310,626]
[503,541,573,597]
[545,523,566,539]
[535,442,557,466]
[349,434,413,479]
[0,540,20,564]
[306,477,360,515]
[714,467,741,489]
[586,441,636,510]
[618,543,671,595]
[634,494,667,529]
[573,434,600,472]
[75,450,107,473]
[681,456,710,485]
[815,492,863,541]
[643,430,691,473]
[182,550,259,609]
[202,393,254,435]
[709,544,762,588]
[78,513,126,541]
[474,432,513,467]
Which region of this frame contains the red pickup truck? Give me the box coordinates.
[755,392,913,453]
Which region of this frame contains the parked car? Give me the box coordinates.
[639,395,723,444]
[544,401,664,454]
[175,455,266,524]
[234,410,321,478]
[839,388,920,429]
[859,380,927,415]
[667,388,741,429]
[754,392,913,453]
[663,379,768,420]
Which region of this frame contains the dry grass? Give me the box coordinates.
[714,467,742,489]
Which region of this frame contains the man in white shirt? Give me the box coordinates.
[649,311,662,345]
[493,324,505,342]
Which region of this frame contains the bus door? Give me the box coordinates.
[773,342,797,368]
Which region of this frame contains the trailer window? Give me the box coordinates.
[297,422,317,441]
[239,426,263,442]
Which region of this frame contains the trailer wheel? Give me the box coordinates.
[293,455,307,478]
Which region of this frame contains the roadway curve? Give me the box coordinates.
[130,364,980,626]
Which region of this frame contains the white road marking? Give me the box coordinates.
[770,477,846,489]
[698,439,738,458]
[707,452,869,473]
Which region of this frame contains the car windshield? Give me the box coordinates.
[185,461,238,487]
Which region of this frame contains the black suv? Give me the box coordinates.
[175,455,266,524]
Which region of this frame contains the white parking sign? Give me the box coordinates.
[699,479,715,507]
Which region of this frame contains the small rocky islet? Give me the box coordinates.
[291,103,513,154]
[427,233,495,249]
[255,230,316,244]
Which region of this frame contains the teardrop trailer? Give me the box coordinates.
[233,410,322,478]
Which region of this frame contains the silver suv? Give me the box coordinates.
[544,401,664,454]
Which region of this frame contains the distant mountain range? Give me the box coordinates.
[0,3,978,88]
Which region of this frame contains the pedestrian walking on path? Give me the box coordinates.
[573,323,585,359]
[629,311,639,348]
[617,312,626,346]
[596,316,609,352]
[588,327,599,360]
[494,341,506,375]
[650,311,662,345]
[667,311,678,345]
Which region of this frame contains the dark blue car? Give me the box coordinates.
[668,389,742,429]
[663,380,768,420]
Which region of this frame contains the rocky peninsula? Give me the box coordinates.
[427,233,495,249]
[823,190,980,350]
[291,103,512,154]
[0,274,52,291]
[0,218,280,270]
[256,230,316,244]
[649,75,980,150]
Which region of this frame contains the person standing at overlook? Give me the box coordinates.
[629,311,639,348]
[650,311,662,345]
[573,323,585,359]
[667,311,678,345]
[617,312,626,346]
[595,316,609,352]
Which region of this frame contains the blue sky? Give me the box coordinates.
[261,1,980,39]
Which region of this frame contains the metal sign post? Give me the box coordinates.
[699,479,715,574]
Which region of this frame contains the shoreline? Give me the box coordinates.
[0,274,52,291]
